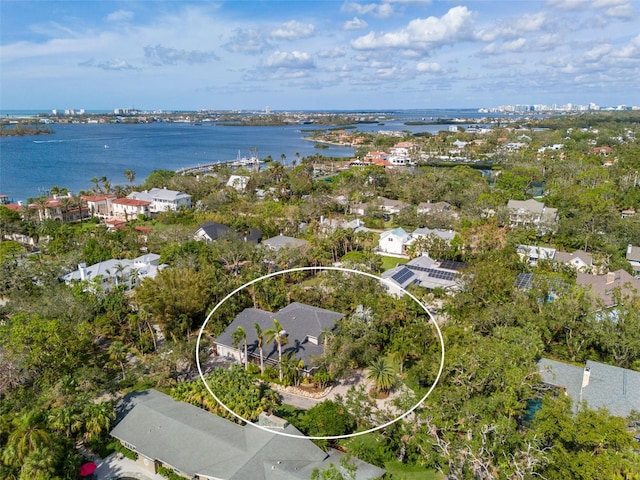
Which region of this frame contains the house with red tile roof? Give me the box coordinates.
[111,198,151,221]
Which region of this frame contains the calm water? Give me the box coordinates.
[0,109,492,203]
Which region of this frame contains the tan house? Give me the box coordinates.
[577,269,640,308]
[507,199,558,233]
[111,198,151,221]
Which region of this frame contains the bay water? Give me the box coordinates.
[0,109,489,203]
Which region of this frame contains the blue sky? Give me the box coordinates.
[1,0,639,110]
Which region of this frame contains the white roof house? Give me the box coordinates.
[226,175,250,191]
[128,188,192,213]
[62,253,165,291]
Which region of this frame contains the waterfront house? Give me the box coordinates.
[110,389,384,480]
[111,198,151,221]
[127,187,192,213]
[28,193,89,223]
[215,302,344,373]
[82,194,116,218]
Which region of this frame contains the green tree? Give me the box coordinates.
[265,318,288,382]
[254,322,265,375]
[366,357,395,394]
[231,326,249,370]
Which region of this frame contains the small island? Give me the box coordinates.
[0,123,54,137]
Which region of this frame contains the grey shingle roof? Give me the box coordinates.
[537,358,640,417]
[262,235,308,251]
[196,221,262,243]
[111,389,385,479]
[216,303,344,368]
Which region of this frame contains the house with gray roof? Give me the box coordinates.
[194,221,262,244]
[216,302,344,372]
[537,358,640,418]
[381,255,466,296]
[111,389,384,480]
[507,198,558,233]
[576,269,640,308]
[626,244,640,278]
[262,234,308,252]
[62,253,165,292]
[553,249,593,272]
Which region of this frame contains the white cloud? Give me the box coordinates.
[79,58,137,70]
[144,44,219,65]
[546,0,589,9]
[270,20,315,40]
[344,17,368,30]
[476,12,549,42]
[341,2,395,18]
[263,50,315,69]
[612,33,640,59]
[584,44,613,61]
[223,28,272,55]
[106,10,134,22]
[317,47,347,58]
[351,6,474,51]
[603,3,634,18]
[416,61,442,73]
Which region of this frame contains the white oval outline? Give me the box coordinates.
[196,266,445,440]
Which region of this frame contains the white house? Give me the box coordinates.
[111,198,151,220]
[626,244,640,278]
[378,227,411,255]
[62,253,165,292]
[82,194,116,218]
[226,175,250,192]
[507,199,558,233]
[128,188,192,213]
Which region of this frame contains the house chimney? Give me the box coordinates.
[628,244,633,256]
[606,272,616,284]
[78,263,87,281]
[581,366,591,388]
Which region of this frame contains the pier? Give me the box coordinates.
[176,157,262,175]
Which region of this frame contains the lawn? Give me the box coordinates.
[379,255,407,271]
[384,461,443,480]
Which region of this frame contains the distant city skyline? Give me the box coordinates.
[1,1,639,111]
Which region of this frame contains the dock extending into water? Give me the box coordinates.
[176,157,262,175]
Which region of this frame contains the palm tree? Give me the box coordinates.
[366,357,395,394]
[254,322,265,375]
[124,169,136,185]
[231,326,248,370]
[2,411,52,468]
[265,318,288,381]
[108,340,128,380]
[82,402,115,442]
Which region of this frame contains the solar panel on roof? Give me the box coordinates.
[422,268,457,281]
[391,268,414,285]
[439,260,467,271]
[515,273,534,289]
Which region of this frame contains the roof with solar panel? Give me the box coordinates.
[382,254,467,293]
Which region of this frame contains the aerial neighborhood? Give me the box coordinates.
[1,111,640,479]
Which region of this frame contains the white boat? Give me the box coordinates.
[230,150,261,167]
